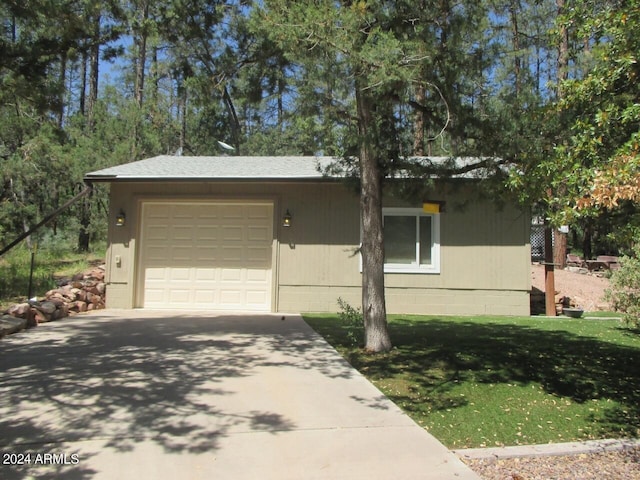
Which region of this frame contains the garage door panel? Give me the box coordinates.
[246,290,269,307]
[168,268,191,281]
[193,246,218,260]
[145,268,167,281]
[172,227,195,241]
[246,268,269,282]
[246,246,271,264]
[222,205,244,218]
[221,246,243,262]
[194,268,216,281]
[144,289,165,303]
[195,226,219,240]
[139,202,273,311]
[169,289,192,305]
[222,226,243,241]
[220,290,242,305]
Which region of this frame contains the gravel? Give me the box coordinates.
[462,447,640,479]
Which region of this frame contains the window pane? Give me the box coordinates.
[419,216,432,265]
[384,216,416,264]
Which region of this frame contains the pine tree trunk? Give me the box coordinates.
[356,85,392,353]
[57,52,67,128]
[134,0,149,108]
[77,188,92,252]
[413,83,425,156]
[80,50,87,116]
[87,14,100,131]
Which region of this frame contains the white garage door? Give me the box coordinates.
[138,201,273,311]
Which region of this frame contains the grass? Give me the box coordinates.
[0,242,105,310]
[303,313,640,449]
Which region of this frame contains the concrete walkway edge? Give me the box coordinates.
[454,438,640,460]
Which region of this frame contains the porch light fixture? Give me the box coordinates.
[115,210,126,227]
[282,209,292,227]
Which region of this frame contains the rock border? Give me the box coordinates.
[0,265,106,338]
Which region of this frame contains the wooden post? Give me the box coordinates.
[544,225,556,316]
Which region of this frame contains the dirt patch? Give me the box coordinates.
[531,264,612,312]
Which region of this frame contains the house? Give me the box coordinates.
[84,155,531,315]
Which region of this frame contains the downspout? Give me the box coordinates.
[0,183,94,257]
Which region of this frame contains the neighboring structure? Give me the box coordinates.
[85,155,531,316]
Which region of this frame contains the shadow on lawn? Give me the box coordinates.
[322,317,640,439]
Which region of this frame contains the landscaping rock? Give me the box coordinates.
[32,301,57,315]
[1,263,107,338]
[0,314,27,337]
[7,303,30,318]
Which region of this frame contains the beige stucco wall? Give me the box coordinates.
[103,180,531,315]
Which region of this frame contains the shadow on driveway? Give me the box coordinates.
[0,311,478,480]
[0,312,354,478]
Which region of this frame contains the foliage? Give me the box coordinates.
[549,0,640,222]
[304,314,640,448]
[605,244,640,327]
[336,297,364,347]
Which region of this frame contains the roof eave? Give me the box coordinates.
[83,175,339,183]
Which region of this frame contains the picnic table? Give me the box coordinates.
[566,253,620,271]
[587,255,620,271]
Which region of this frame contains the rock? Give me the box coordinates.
[73,301,88,313]
[1,262,107,338]
[51,308,67,321]
[6,303,30,318]
[33,309,50,324]
[0,315,28,337]
[58,304,70,317]
[48,297,66,308]
[34,301,57,315]
[91,269,105,281]
[567,266,589,274]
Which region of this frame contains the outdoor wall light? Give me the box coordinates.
[115,210,126,227]
[282,209,292,227]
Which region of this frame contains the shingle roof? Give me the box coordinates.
[84,155,500,182]
[85,155,336,181]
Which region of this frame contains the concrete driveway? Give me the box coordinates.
[0,311,479,479]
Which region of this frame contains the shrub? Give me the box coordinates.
[605,245,640,327]
[337,297,363,346]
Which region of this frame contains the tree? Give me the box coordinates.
[256,1,498,351]
[541,1,640,219]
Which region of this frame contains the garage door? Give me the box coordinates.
[138,201,273,311]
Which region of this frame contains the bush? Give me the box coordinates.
[605,244,640,327]
[337,297,363,346]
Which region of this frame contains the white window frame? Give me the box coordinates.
[381,207,440,274]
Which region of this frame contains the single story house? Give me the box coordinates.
[84,155,531,315]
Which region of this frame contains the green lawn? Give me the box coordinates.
[303,313,640,449]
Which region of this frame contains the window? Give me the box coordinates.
[382,208,440,273]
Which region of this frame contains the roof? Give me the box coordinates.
[85,155,335,182]
[84,155,501,182]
